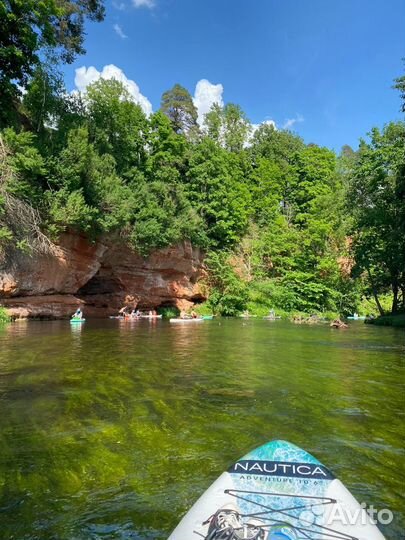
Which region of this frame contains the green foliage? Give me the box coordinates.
[129,181,203,256]
[281,271,340,312]
[204,103,251,152]
[205,251,249,316]
[0,226,13,242]
[251,123,305,165]
[1,128,47,203]
[394,63,405,112]
[347,122,405,314]
[145,111,188,184]
[247,280,293,315]
[187,138,251,247]
[22,65,65,136]
[157,306,179,319]
[86,79,148,175]
[367,313,405,328]
[248,158,284,225]
[0,307,10,323]
[292,145,337,227]
[193,302,214,316]
[160,84,199,136]
[0,0,105,126]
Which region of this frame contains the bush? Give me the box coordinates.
[0,307,10,323]
[157,306,179,319]
[205,251,248,316]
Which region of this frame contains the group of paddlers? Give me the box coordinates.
[70,306,159,319]
[118,306,158,319]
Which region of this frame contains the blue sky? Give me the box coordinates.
[64,0,405,151]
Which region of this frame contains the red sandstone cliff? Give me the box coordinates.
[0,232,206,319]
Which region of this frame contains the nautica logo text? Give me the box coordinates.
[229,460,334,480]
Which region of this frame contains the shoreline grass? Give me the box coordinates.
[365,313,405,328]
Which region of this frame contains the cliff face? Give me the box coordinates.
[0,232,206,319]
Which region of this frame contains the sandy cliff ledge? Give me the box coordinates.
[0,232,206,318]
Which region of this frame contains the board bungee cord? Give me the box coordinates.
[169,440,386,540]
[223,489,357,539]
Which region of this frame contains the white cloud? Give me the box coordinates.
[282,113,304,130]
[74,64,152,116]
[112,0,126,9]
[251,119,277,136]
[193,79,224,126]
[113,23,127,39]
[132,0,154,8]
[253,119,277,131]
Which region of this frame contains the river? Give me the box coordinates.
[0,319,403,539]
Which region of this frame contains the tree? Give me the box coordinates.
[205,251,249,316]
[129,181,203,255]
[145,111,188,184]
[48,126,133,236]
[394,62,405,112]
[21,65,65,137]
[347,122,405,314]
[248,157,284,225]
[250,123,304,165]
[292,145,337,227]
[85,78,149,175]
[0,0,104,126]
[160,84,198,136]
[203,102,251,152]
[186,138,251,247]
[0,129,52,255]
[222,103,251,152]
[204,103,222,144]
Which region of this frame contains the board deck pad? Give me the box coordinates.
[169,440,385,540]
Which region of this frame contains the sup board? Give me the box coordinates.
[140,314,162,319]
[170,318,204,324]
[347,316,366,320]
[169,439,385,540]
[70,318,85,323]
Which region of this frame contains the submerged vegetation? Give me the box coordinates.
[0,2,404,319]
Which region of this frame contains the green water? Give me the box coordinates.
[0,319,403,539]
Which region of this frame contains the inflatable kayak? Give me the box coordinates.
[70,318,85,323]
[170,318,204,324]
[169,439,385,540]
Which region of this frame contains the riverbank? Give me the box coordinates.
[366,313,405,328]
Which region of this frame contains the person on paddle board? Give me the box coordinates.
[72,308,83,319]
